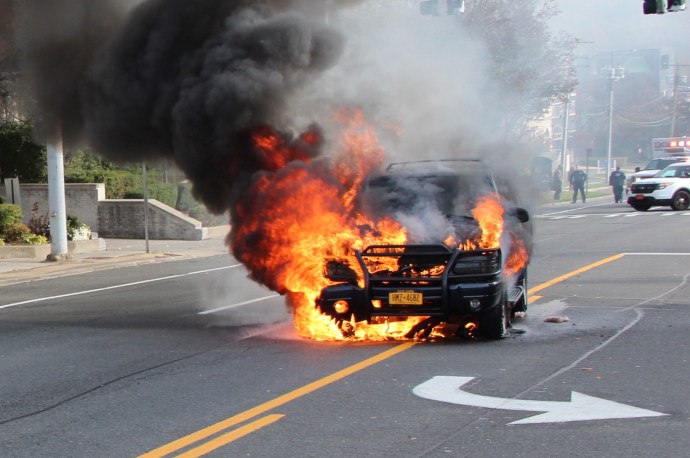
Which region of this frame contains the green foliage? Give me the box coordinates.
[2,223,48,245]
[0,120,48,181]
[63,153,222,224]
[67,214,91,241]
[0,203,22,233]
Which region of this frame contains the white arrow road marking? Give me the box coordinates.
[412,376,667,425]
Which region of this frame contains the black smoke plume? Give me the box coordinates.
[16,0,346,213]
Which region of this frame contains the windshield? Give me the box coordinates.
[645,158,689,171]
[363,173,496,217]
[654,164,690,178]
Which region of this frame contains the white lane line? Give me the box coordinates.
[623,252,690,256]
[0,265,242,310]
[198,294,281,315]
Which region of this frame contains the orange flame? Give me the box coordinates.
[230,109,530,341]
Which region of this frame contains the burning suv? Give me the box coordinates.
[316,159,531,340]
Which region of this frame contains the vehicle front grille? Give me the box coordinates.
[631,183,656,194]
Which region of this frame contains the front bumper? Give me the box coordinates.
[317,277,505,323]
[316,246,506,324]
[627,192,672,207]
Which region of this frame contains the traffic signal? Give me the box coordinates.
[667,0,687,12]
[643,0,665,14]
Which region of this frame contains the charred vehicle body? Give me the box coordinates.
[316,160,531,340]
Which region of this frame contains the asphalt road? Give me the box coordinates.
[1,198,689,457]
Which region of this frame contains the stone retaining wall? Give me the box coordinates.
[1,183,209,241]
[1,183,105,229]
[98,199,207,240]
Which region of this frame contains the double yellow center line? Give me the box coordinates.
[141,253,626,457]
[139,342,416,457]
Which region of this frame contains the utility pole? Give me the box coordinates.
[604,65,624,180]
[46,121,69,261]
[560,92,571,186]
[670,63,689,137]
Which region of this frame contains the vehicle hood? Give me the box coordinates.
[634,176,686,185]
[630,170,660,180]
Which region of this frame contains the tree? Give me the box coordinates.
[461,0,578,141]
[0,120,47,181]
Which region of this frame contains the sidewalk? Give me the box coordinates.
[0,235,231,287]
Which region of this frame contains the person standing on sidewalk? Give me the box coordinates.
[608,166,626,203]
[569,165,587,203]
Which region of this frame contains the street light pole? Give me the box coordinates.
[606,70,614,179]
[560,92,571,186]
[46,121,69,261]
[605,66,624,180]
[670,63,689,137]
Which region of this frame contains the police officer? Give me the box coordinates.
[569,165,587,204]
[608,166,626,203]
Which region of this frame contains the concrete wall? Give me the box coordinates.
[1,183,105,229]
[1,183,209,241]
[98,199,207,240]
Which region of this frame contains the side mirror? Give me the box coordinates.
[509,207,530,223]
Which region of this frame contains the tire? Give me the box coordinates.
[478,294,508,340]
[630,202,651,211]
[671,190,690,211]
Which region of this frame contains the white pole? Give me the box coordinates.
[606,68,614,180]
[46,122,69,260]
[143,163,150,253]
[560,93,570,186]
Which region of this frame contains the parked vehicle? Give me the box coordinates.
[625,156,690,196]
[628,162,690,211]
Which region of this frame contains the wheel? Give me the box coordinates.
[630,202,651,211]
[478,294,508,340]
[671,190,690,211]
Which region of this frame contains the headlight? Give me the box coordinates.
[333,300,350,314]
[452,250,500,275]
[656,182,674,190]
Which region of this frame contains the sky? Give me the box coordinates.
[550,0,690,60]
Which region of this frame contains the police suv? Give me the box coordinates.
[628,162,690,211]
[625,156,690,196]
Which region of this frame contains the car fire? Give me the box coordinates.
[14,0,533,342]
[230,108,531,341]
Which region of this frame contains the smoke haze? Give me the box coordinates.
[14,0,523,212]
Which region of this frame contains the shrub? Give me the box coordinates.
[2,223,45,244]
[27,202,50,238]
[0,203,23,234]
[67,215,91,241]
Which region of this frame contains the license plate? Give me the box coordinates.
[635,194,644,200]
[389,290,423,305]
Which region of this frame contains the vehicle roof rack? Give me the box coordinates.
[385,158,483,172]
